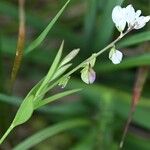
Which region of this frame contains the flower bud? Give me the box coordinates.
[109,47,123,64]
[81,66,96,84]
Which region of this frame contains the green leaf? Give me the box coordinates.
[35,41,64,97]
[25,0,70,54]
[35,88,81,109]
[83,0,98,51]
[118,31,150,48]
[59,48,80,67]
[12,95,34,127]
[71,129,96,150]
[13,118,90,150]
[68,79,150,129]
[51,63,72,81]
[96,53,150,72]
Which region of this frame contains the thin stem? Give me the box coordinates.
[0,124,14,145]
[64,30,130,77]
[35,30,131,100]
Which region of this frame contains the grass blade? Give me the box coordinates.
[96,53,150,72]
[25,0,70,54]
[94,0,124,49]
[13,118,90,150]
[35,88,81,109]
[118,31,150,48]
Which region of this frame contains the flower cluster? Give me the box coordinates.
[112,4,150,32]
[109,4,150,64]
[81,4,150,84]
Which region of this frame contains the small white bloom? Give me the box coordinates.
[109,48,123,64]
[125,5,136,27]
[112,4,150,31]
[125,4,150,29]
[134,16,150,29]
[112,6,127,32]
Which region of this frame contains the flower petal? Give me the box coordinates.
[112,6,126,32]
[125,4,136,27]
[110,50,123,64]
[134,16,150,29]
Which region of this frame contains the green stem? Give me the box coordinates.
[36,30,131,99]
[0,124,14,145]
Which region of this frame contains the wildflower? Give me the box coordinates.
[81,65,96,84]
[112,6,127,32]
[109,47,123,64]
[112,4,150,32]
[125,5,150,29]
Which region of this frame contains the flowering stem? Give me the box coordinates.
[65,29,130,77]
[39,29,131,96]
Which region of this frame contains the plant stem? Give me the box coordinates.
[36,30,130,100]
[0,124,14,145]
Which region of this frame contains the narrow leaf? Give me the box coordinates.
[59,48,80,67]
[13,119,90,150]
[35,89,81,109]
[118,31,150,48]
[12,95,34,127]
[51,63,72,81]
[35,41,64,96]
[25,0,70,54]
[95,0,124,49]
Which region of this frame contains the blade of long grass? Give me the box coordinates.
[71,129,96,150]
[34,41,64,98]
[10,0,26,89]
[13,118,91,150]
[96,53,150,72]
[0,93,87,116]
[35,89,81,109]
[0,1,82,48]
[25,0,70,54]
[68,79,150,128]
[124,133,150,150]
[117,31,150,48]
[0,36,4,91]
[83,0,98,51]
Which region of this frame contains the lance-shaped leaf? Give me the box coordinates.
[34,89,81,109]
[0,95,34,145]
[59,48,80,67]
[25,0,70,54]
[12,95,34,127]
[51,63,72,81]
[35,41,64,97]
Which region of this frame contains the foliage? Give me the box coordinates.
[0,0,150,149]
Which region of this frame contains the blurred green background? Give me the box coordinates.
[0,0,150,149]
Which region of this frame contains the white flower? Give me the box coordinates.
[109,48,123,64]
[112,6,127,32]
[125,4,150,29]
[112,4,150,32]
[134,16,150,29]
